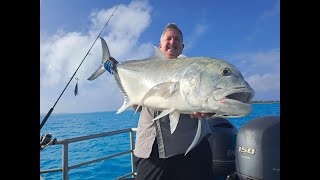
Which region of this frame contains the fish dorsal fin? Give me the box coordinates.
[149,46,168,60]
[150,46,186,60]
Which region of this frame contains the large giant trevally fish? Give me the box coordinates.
[88,37,255,154]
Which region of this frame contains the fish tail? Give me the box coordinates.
[87,37,118,81]
[87,38,131,113]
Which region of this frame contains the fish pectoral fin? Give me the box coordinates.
[169,111,180,134]
[152,109,175,121]
[139,82,179,105]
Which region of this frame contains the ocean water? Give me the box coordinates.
[40,103,280,180]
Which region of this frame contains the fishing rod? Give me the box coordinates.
[40,3,120,131]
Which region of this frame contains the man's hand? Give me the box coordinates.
[191,112,215,118]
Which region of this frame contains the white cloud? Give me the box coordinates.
[40,0,153,113]
[228,48,280,100]
[229,48,280,76]
[40,1,279,114]
[247,73,280,92]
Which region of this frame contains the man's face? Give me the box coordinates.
[159,29,184,59]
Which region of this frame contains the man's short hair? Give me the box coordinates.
[160,23,183,42]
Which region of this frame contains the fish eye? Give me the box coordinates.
[221,68,231,76]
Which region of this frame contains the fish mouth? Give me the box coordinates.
[208,87,255,117]
[220,90,254,104]
[215,87,255,104]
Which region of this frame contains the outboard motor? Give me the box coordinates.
[207,117,238,179]
[227,116,280,180]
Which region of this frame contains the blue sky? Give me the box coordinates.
[40,0,280,114]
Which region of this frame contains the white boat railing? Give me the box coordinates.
[40,128,138,180]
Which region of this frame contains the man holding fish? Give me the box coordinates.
[133,23,215,180]
[88,23,254,180]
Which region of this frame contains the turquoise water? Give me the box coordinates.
[40,103,280,180]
